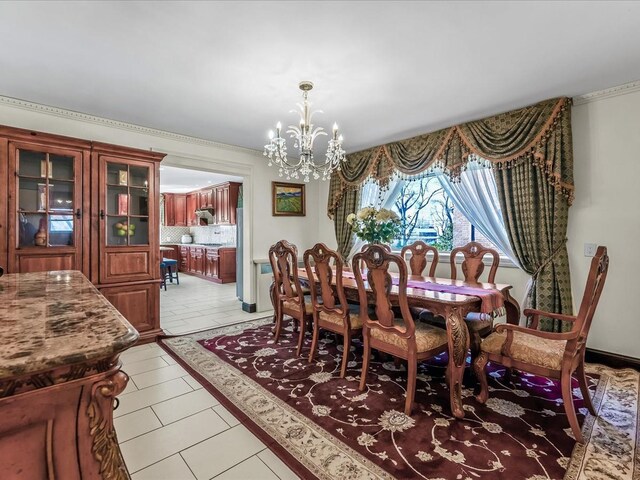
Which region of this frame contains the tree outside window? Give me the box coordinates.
[388,176,502,254]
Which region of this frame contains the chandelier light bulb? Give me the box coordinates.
[268,130,274,139]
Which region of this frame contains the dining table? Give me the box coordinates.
[293,267,520,419]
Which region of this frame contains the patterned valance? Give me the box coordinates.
[328,97,573,218]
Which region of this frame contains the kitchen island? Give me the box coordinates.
[0,270,138,479]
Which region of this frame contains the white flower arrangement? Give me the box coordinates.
[347,207,401,244]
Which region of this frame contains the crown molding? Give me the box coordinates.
[573,80,640,105]
[0,95,262,156]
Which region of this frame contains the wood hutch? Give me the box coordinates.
[0,125,165,343]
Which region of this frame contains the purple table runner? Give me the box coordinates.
[342,271,505,318]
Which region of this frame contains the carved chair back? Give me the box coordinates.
[574,246,609,350]
[303,243,348,317]
[401,241,439,277]
[352,244,416,346]
[450,241,499,284]
[269,240,304,308]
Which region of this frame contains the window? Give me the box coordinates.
[384,176,504,254]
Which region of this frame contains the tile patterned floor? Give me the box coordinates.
[114,275,297,479]
[160,274,270,335]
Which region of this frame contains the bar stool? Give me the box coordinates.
[160,261,168,291]
[162,258,179,285]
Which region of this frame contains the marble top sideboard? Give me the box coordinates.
[0,270,139,379]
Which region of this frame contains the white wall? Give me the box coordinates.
[0,97,320,304]
[570,89,640,358]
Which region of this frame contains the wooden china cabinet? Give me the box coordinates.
[2,127,90,274]
[91,142,164,342]
[0,125,165,343]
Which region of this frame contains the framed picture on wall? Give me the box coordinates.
[272,181,305,216]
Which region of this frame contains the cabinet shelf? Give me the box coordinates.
[17,174,74,183]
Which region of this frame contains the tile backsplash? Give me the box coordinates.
[160,225,191,243]
[190,225,236,245]
[160,225,236,245]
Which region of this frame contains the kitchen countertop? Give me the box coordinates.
[161,243,236,249]
[0,270,139,379]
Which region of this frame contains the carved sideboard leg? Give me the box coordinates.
[87,370,130,480]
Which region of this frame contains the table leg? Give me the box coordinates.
[445,306,470,419]
[504,290,521,325]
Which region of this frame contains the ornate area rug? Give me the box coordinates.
[160,319,639,480]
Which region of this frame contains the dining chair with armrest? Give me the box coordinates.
[269,240,314,356]
[304,243,363,378]
[353,244,449,415]
[473,246,609,443]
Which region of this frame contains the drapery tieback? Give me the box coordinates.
[522,238,568,313]
[531,238,568,280]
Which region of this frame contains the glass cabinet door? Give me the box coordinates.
[16,149,77,247]
[105,162,150,246]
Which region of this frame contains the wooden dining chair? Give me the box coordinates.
[474,246,609,443]
[269,240,314,356]
[401,241,439,319]
[353,244,449,415]
[401,240,439,277]
[304,243,363,377]
[421,241,501,361]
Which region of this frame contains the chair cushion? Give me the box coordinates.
[481,330,567,370]
[370,319,448,353]
[419,310,493,332]
[318,304,363,329]
[288,283,311,295]
[283,295,313,315]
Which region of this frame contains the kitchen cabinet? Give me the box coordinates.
[178,245,236,283]
[205,248,219,278]
[163,193,186,227]
[179,245,190,272]
[0,124,165,344]
[162,182,240,226]
[186,192,198,226]
[214,182,240,225]
[189,246,204,274]
[199,188,213,209]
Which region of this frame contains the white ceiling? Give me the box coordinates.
[1,1,640,154]
[159,166,242,193]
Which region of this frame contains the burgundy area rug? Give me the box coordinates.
[160,319,640,480]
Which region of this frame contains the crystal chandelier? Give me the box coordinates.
[263,81,346,182]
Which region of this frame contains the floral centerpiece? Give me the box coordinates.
[347,207,401,244]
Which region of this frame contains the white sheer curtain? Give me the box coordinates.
[346,179,405,261]
[437,165,519,266]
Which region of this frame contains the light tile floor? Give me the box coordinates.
[116,343,299,480]
[114,276,297,479]
[160,274,271,335]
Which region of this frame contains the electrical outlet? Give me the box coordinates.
[584,243,597,257]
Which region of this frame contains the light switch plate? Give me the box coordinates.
[584,243,597,257]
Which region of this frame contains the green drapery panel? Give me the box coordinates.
[495,154,573,331]
[332,186,361,260]
[327,96,575,329]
